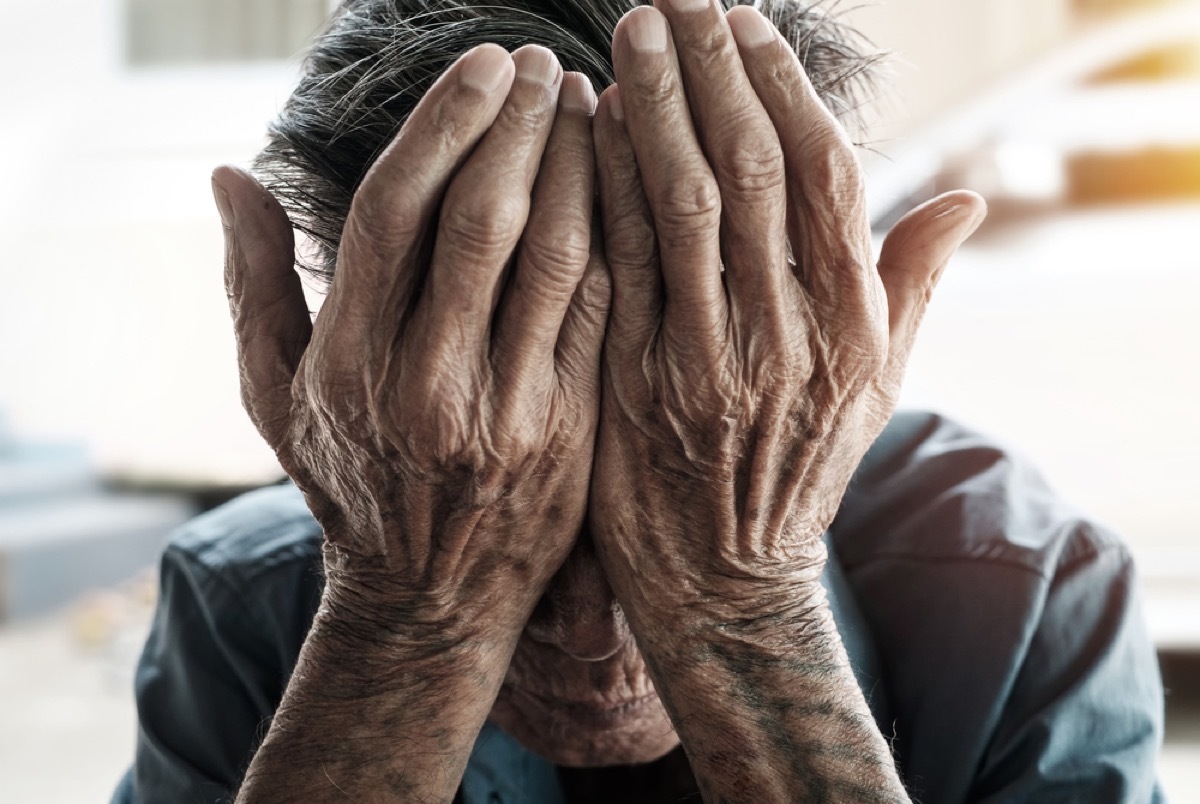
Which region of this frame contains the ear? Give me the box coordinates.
[213,165,312,452]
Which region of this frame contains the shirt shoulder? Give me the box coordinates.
[126,484,325,804]
[164,482,323,585]
[830,411,1160,803]
[833,409,1128,577]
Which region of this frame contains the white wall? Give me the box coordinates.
[842,0,1074,141]
[0,0,1093,485]
[0,0,296,483]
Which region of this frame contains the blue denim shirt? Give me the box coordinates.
[112,411,1166,803]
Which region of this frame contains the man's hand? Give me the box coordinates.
[220,43,606,641]
[590,2,985,800]
[592,0,985,620]
[215,44,608,801]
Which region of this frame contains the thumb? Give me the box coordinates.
[876,190,987,381]
[213,165,311,452]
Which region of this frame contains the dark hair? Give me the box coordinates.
[255,0,881,288]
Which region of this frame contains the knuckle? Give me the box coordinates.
[605,223,657,270]
[348,178,423,251]
[501,97,555,132]
[407,405,484,472]
[677,27,727,65]
[520,229,590,287]
[428,435,480,472]
[625,66,677,111]
[802,132,864,200]
[713,130,785,200]
[500,427,543,463]
[654,170,721,238]
[441,191,527,254]
[579,263,613,312]
[600,168,650,223]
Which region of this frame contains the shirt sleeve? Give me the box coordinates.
[835,411,1166,803]
[126,543,287,804]
[969,529,1166,803]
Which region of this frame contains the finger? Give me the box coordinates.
[314,44,516,373]
[415,45,563,368]
[556,249,613,400]
[213,165,310,451]
[728,6,873,307]
[611,7,728,346]
[652,0,788,324]
[593,86,663,361]
[492,72,597,393]
[877,190,987,387]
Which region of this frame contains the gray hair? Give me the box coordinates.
[255,0,881,287]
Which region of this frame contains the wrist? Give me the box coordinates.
[319,537,537,644]
[594,468,830,583]
[238,601,511,803]
[307,589,522,694]
[614,587,906,803]
[596,519,829,629]
[623,579,835,660]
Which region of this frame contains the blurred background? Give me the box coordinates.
[0,0,1197,800]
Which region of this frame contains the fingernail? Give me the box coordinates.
[461,44,513,93]
[561,72,597,114]
[608,89,625,121]
[211,176,234,230]
[728,8,776,48]
[626,8,668,53]
[515,45,561,87]
[667,0,709,12]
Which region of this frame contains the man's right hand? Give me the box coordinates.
[215,44,607,647]
[213,44,608,801]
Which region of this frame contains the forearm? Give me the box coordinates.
[236,602,517,804]
[631,588,908,804]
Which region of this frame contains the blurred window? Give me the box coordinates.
[124,0,332,65]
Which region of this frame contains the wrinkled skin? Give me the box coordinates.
[587,0,987,646]
[499,1,987,775]
[494,533,677,768]
[219,4,986,800]
[222,46,629,800]
[222,45,609,644]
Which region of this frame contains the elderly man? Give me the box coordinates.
[114,0,1165,801]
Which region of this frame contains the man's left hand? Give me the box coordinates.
[589,2,985,799]
[591,0,986,632]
